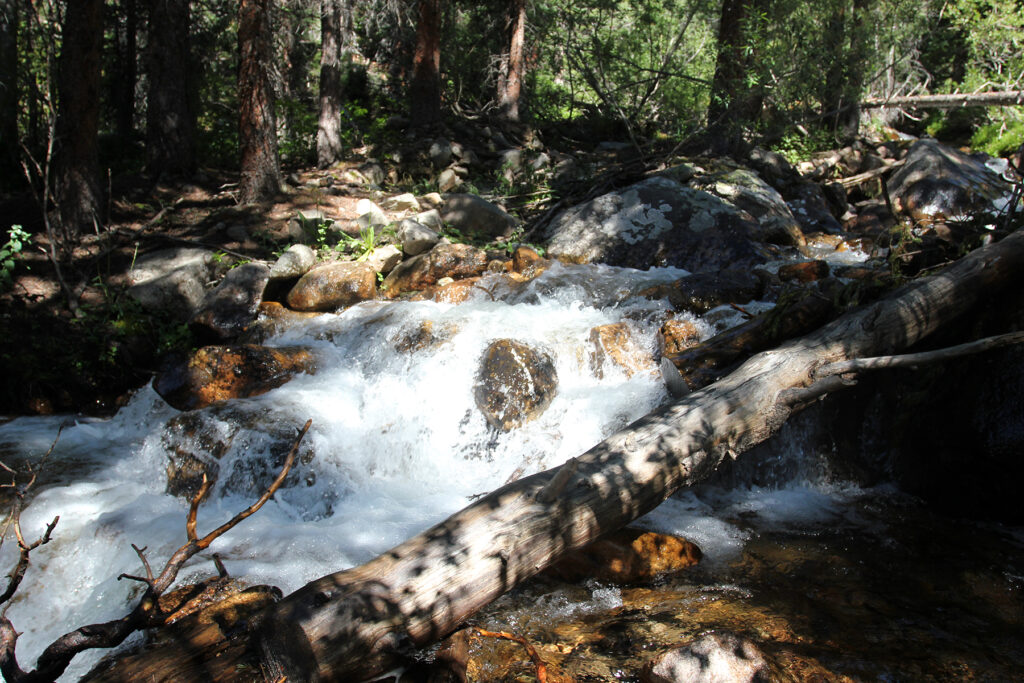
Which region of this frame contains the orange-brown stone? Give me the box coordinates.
[511,245,549,277]
[286,261,378,311]
[778,260,830,283]
[547,527,702,584]
[659,318,701,356]
[154,345,318,411]
[381,243,488,297]
[589,322,655,378]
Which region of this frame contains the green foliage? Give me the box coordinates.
[771,129,840,165]
[886,222,923,281]
[277,97,319,165]
[1,225,30,290]
[923,108,983,143]
[971,121,1024,158]
[336,224,382,261]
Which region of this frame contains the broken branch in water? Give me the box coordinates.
[473,628,548,683]
[0,418,311,683]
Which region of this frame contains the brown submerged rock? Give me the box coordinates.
[778,259,830,283]
[659,318,701,356]
[589,322,655,378]
[154,345,318,411]
[547,527,702,584]
[640,269,763,315]
[474,339,558,431]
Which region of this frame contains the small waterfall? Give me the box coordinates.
[0,262,711,679]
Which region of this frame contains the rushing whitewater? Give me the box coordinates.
[0,263,717,679]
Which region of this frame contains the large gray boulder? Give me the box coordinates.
[127,247,219,320]
[545,177,767,273]
[270,244,317,279]
[441,194,518,240]
[889,138,1012,221]
[190,262,271,340]
[689,163,806,249]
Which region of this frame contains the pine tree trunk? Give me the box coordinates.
[53,0,104,246]
[0,0,18,182]
[707,0,767,152]
[112,0,138,147]
[409,0,441,127]
[238,0,281,203]
[146,0,195,177]
[317,0,344,168]
[822,0,870,141]
[497,0,526,122]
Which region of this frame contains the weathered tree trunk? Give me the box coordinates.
[0,0,17,182]
[238,0,281,203]
[496,0,527,122]
[316,0,345,168]
[111,0,138,147]
[53,0,104,245]
[145,0,196,178]
[706,0,768,152]
[251,229,1024,681]
[409,0,442,127]
[821,0,871,140]
[862,90,1024,109]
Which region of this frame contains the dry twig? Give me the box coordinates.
[473,628,548,683]
[0,419,311,683]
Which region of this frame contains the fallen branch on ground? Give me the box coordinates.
[0,419,310,683]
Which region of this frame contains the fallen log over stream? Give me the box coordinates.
[91,228,1024,682]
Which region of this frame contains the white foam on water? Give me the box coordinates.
[0,260,873,679]
[0,263,699,680]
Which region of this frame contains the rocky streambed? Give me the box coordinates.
[1,136,1022,681]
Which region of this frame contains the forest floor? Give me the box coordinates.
[0,159,415,415]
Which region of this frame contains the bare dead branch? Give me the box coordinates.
[473,628,548,683]
[212,554,229,579]
[130,544,154,584]
[0,419,312,683]
[185,475,211,543]
[815,331,1024,378]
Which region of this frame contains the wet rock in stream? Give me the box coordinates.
[474,339,558,431]
[642,632,768,683]
[154,344,319,411]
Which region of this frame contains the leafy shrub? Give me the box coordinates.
[971,120,1024,157]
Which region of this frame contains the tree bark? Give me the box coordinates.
[821,0,870,140]
[316,0,344,168]
[0,0,17,182]
[251,229,1024,681]
[706,0,768,152]
[238,0,281,203]
[146,0,196,178]
[862,90,1024,109]
[409,0,442,127]
[497,0,527,122]
[53,0,104,245]
[111,0,138,147]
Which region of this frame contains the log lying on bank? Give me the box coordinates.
[91,229,1024,682]
[862,90,1024,110]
